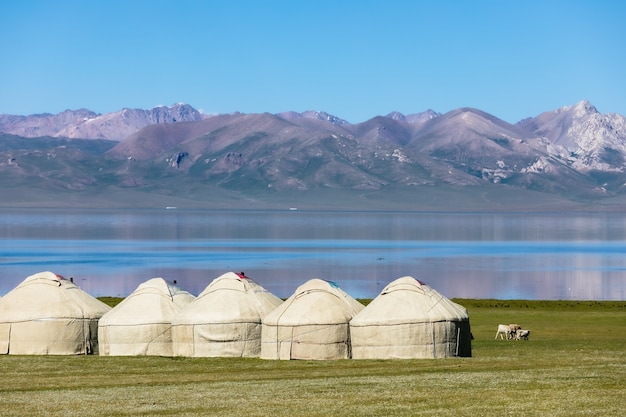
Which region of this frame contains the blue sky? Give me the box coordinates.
[1,0,624,123]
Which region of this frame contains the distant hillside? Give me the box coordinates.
[1,101,626,211]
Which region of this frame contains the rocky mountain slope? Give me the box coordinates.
[1,100,625,210]
[0,103,203,140]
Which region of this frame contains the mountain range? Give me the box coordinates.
[2,100,626,211]
[0,103,204,140]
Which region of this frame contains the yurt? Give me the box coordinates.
[261,278,364,360]
[98,277,195,356]
[172,272,283,358]
[350,276,472,359]
[0,271,111,355]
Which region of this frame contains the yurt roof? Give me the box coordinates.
[263,278,364,326]
[350,276,468,326]
[173,272,282,324]
[0,271,111,321]
[99,277,194,326]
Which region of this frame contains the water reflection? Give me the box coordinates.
[0,209,625,300]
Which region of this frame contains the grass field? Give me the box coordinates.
[1,300,624,416]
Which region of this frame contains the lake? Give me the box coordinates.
[1,208,625,300]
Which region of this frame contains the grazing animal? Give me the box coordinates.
[516,329,530,340]
[495,324,522,340]
[508,323,521,332]
[508,324,522,339]
[495,324,513,340]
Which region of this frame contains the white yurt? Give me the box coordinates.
[171,272,283,358]
[350,276,472,359]
[0,271,111,355]
[98,277,195,356]
[261,278,364,360]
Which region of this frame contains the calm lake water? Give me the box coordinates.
[1,208,625,301]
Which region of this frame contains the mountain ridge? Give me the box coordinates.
[2,100,626,210]
[0,103,204,141]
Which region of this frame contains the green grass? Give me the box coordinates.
[1,300,625,416]
[98,296,124,308]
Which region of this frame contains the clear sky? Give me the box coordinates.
[1,0,624,123]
